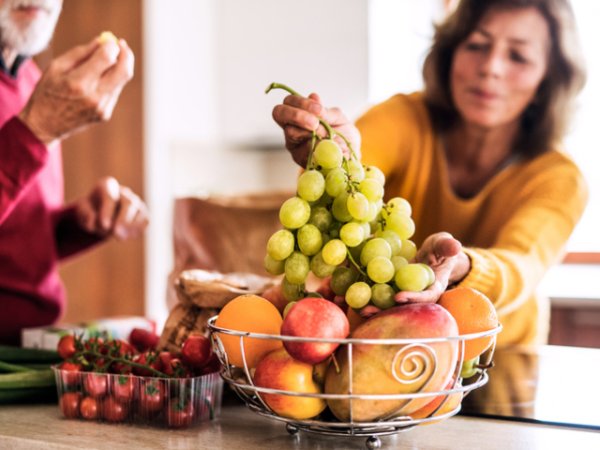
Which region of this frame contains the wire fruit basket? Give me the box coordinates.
[208,316,502,449]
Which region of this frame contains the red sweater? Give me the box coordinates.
[0,59,101,345]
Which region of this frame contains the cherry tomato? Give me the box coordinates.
[59,392,82,419]
[83,373,108,398]
[200,352,221,375]
[139,379,165,414]
[132,352,162,376]
[166,398,195,428]
[102,397,129,423]
[59,361,82,386]
[80,396,100,420]
[57,335,77,359]
[111,375,137,402]
[181,335,212,371]
[129,328,159,352]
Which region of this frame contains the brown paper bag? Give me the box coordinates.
[160,192,292,352]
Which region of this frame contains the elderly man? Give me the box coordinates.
[0,0,148,344]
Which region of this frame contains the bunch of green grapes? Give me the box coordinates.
[264,83,434,311]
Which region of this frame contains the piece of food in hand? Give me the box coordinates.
[98,31,118,45]
[281,297,349,364]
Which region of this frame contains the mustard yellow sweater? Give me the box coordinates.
[357,92,588,346]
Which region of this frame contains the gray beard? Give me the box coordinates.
[0,0,62,57]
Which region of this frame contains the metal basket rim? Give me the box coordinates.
[207,315,502,344]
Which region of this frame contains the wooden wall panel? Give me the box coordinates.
[38,0,145,322]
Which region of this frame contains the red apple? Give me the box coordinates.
[281,297,349,364]
[253,348,326,420]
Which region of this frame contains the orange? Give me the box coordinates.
[214,294,283,368]
[437,287,498,360]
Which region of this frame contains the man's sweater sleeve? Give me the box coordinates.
[0,116,48,224]
[52,205,105,260]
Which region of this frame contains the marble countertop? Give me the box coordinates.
[1,403,599,449]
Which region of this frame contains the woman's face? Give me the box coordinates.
[450,7,550,131]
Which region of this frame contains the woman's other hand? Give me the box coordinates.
[393,232,470,304]
[272,92,361,167]
[74,176,148,240]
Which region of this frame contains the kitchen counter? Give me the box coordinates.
[0,402,599,450]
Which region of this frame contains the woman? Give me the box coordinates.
[271,0,587,346]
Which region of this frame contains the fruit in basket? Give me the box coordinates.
[102,396,129,422]
[59,392,82,419]
[324,303,459,422]
[214,294,283,368]
[437,287,499,360]
[80,396,100,420]
[253,348,326,420]
[281,297,349,364]
[410,379,463,422]
[460,356,481,379]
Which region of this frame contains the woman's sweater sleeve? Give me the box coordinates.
[459,160,588,317]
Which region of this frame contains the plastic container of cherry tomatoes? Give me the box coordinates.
[52,367,223,428]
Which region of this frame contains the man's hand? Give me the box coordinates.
[19,35,134,144]
[74,177,148,240]
[272,93,361,167]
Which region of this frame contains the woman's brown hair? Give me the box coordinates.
[423,0,586,157]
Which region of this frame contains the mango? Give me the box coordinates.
[324,303,459,422]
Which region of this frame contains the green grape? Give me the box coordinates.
[418,263,436,287]
[384,211,415,240]
[297,224,323,256]
[345,282,371,309]
[359,178,384,202]
[285,251,310,284]
[321,239,347,266]
[311,191,333,207]
[339,222,365,247]
[397,239,417,261]
[313,139,343,169]
[346,192,370,221]
[331,266,358,296]
[325,168,347,197]
[266,229,295,261]
[310,251,336,278]
[394,263,431,292]
[279,197,311,229]
[264,254,285,275]
[367,256,395,283]
[346,159,365,182]
[387,197,412,217]
[360,222,372,240]
[282,278,304,302]
[376,229,402,256]
[364,165,385,185]
[365,201,380,222]
[460,356,481,379]
[309,206,333,232]
[283,301,297,318]
[391,255,409,271]
[321,231,331,246]
[297,170,325,202]
[371,283,396,309]
[360,237,392,266]
[332,192,352,222]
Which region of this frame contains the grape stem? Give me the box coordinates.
[346,250,367,277]
[265,82,359,162]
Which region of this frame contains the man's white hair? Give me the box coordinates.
[0,0,62,56]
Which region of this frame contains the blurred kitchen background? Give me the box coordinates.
[40,0,599,346]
